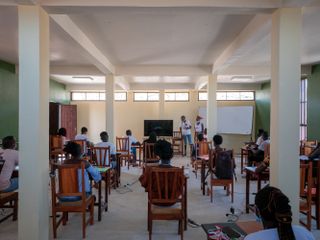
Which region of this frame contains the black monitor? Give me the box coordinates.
[144,120,173,137]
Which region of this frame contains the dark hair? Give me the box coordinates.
[2,136,16,149]
[255,186,295,240]
[154,140,173,163]
[58,128,67,137]
[148,132,157,143]
[81,127,88,134]
[258,129,264,136]
[63,142,82,158]
[126,129,132,136]
[197,133,204,142]
[100,131,109,142]
[213,134,223,146]
[262,131,269,141]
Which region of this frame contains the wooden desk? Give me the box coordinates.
[202,221,263,239]
[241,146,249,174]
[245,166,269,213]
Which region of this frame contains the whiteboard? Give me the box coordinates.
[199,106,253,135]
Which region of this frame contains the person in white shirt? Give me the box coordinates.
[245,186,315,240]
[194,115,204,140]
[126,129,140,163]
[0,136,19,192]
[75,126,89,141]
[255,129,265,146]
[95,131,117,168]
[180,115,192,156]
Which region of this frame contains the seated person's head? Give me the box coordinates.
[180,115,186,122]
[58,127,67,137]
[255,186,295,239]
[126,129,132,136]
[2,136,16,149]
[258,129,264,137]
[81,127,88,134]
[262,131,269,141]
[197,133,204,142]
[100,131,109,142]
[64,142,82,159]
[154,140,173,164]
[213,134,223,147]
[149,131,157,142]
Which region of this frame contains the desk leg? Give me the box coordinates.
[98,181,102,221]
[317,162,320,229]
[241,149,244,174]
[201,161,206,196]
[105,173,109,212]
[246,171,250,213]
[257,176,262,192]
[184,181,187,230]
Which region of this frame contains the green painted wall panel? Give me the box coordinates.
[255,82,271,135]
[308,64,320,140]
[49,79,70,104]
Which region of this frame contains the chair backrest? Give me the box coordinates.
[116,137,130,154]
[173,131,182,139]
[144,142,158,162]
[148,167,185,205]
[91,146,111,167]
[50,135,64,150]
[198,141,211,156]
[51,162,86,205]
[300,161,313,198]
[0,159,5,174]
[264,142,270,158]
[72,140,87,155]
[215,150,234,180]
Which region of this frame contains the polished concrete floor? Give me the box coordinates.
[1,156,320,239]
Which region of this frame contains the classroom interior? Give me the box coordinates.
[1,0,320,239]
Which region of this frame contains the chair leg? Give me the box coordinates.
[180,218,184,240]
[231,182,234,203]
[90,200,94,225]
[82,212,86,239]
[62,212,67,225]
[210,184,213,203]
[13,198,18,221]
[52,211,57,239]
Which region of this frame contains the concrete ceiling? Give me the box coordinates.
[0,0,319,90]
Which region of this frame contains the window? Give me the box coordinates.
[300,78,308,141]
[198,91,255,101]
[165,92,189,101]
[114,92,127,101]
[71,92,104,101]
[134,92,159,102]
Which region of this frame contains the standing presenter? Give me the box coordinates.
[180,115,193,156]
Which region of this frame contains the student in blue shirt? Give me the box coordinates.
[60,142,101,202]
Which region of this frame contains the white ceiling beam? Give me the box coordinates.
[41,0,281,8]
[282,0,320,7]
[50,14,115,75]
[50,65,103,75]
[115,76,130,91]
[195,76,209,90]
[116,65,211,76]
[219,65,271,75]
[15,0,39,4]
[212,15,271,74]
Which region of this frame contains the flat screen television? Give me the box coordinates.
[144,120,173,137]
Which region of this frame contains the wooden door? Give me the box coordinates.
[49,102,60,135]
[60,105,77,140]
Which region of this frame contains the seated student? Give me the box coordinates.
[126,129,140,162]
[213,134,223,152]
[143,131,157,144]
[75,127,92,155]
[60,142,101,201]
[248,131,269,166]
[139,140,183,206]
[95,131,117,169]
[0,136,19,192]
[245,186,315,240]
[191,133,205,158]
[57,127,68,146]
[255,129,265,146]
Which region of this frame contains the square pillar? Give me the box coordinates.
[207,74,217,139]
[270,8,301,223]
[106,74,115,142]
[18,5,49,240]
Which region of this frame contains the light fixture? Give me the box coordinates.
[72,76,94,81]
[231,76,254,82]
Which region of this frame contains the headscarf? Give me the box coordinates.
[255,186,295,240]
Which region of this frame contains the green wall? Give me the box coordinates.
[307,64,320,140]
[0,60,19,139]
[50,79,70,104]
[0,60,70,139]
[255,82,271,135]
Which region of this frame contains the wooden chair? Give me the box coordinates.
[50,135,64,151]
[91,146,117,192]
[300,161,313,230]
[0,160,18,223]
[172,131,183,155]
[50,162,95,239]
[210,150,234,203]
[143,142,159,164]
[148,167,185,240]
[192,141,211,178]
[116,137,135,170]
[301,140,318,155]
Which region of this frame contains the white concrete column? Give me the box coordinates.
[18,6,49,240]
[207,74,217,139]
[159,89,165,119]
[270,8,301,223]
[106,74,115,142]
